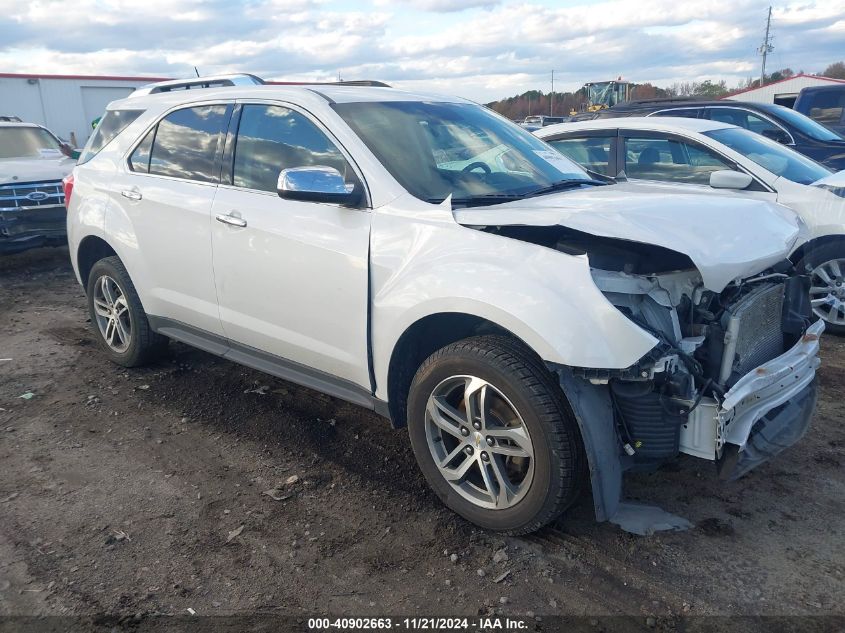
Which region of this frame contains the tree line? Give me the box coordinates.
[488,61,845,121]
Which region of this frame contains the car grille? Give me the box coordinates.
[720,283,785,385]
[0,180,65,211]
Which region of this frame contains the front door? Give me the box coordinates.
[210,102,372,389]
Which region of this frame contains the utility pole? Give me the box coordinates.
[550,70,554,116]
[758,6,773,87]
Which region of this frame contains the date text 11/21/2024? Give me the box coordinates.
[307,617,529,630]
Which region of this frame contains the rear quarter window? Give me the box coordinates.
[78,110,145,164]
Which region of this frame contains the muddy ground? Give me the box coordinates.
[1,247,843,630]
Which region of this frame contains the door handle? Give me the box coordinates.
[215,212,247,228]
[121,188,142,201]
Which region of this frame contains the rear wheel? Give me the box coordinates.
[798,243,845,336]
[86,256,167,367]
[407,335,585,535]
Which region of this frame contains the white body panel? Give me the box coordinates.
[210,185,372,386]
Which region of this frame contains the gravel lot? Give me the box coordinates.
[1,247,844,628]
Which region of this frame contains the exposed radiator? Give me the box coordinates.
[719,283,785,386]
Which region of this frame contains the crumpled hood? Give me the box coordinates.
[812,169,845,190]
[0,155,75,185]
[453,186,801,291]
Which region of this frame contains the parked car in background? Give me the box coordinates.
[66,83,820,535]
[520,115,568,131]
[536,117,845,332]
[794,85,845,136]
[0,121,77,254]
[577,98,845,171]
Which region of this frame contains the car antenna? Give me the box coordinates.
[194,66,200,77]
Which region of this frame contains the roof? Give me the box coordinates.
[534,116,733,137]
[725,73,845,98]
[109,84,467,110]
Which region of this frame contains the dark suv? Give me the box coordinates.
[794,85,845,136]
[580,98,845,171]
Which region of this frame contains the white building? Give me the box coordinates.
[0,72,170,146]
[725,73,845,108]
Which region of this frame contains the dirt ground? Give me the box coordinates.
[1,247,844,629]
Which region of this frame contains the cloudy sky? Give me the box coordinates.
[1,0,843,102]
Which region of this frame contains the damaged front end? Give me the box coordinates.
[455,191,820,532]
[0,180,68,255]
[581,263,821,478]
[549,239,822,532]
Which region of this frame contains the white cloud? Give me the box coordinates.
[0,0,842,102]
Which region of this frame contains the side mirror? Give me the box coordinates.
[277,166,360,206]
[709,169,754,190]
[761,128,791,145]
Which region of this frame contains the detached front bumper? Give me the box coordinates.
[717,319,824,479]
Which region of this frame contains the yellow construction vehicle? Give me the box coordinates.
[570,78,636,115]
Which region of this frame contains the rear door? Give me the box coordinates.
[542,131,618,178]
[209,101,372,390]
[109,103,231,336]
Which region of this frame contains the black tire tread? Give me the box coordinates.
[87,256,167,367]
[410,334,585,535]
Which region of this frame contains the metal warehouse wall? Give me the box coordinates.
[725,74,845,105]
[0,75,163,146]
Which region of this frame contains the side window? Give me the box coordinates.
[547,137,613,175]
[79,109,144,165]
[232,104,350,193]
[808,92,845,126]
[129,127,155,173]
[708,108,783,136]
[145,105,229,183]
[624,136,732,185]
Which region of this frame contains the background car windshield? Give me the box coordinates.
[0,127,62,159]
[704,127,831,185]
[333,101,588,202]
[762,104,844,142]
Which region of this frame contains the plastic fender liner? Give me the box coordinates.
[554,366,621,522]
[554,366,693,534]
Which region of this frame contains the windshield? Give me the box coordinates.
[704,127,831,184]
[333,101,590,204]
[0,126,62,159]
[760,104,844,142]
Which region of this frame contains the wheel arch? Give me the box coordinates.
[385,311,542,429]
[77,235,119,291]
[790,234,845,270]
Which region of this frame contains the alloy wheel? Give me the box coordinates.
[424,375,534,510]
[809,258,845,327]
[93,274,132,353]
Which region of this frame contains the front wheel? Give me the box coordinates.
[798,243,845,336]
[407,336,585,535]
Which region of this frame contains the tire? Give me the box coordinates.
[86,256,167,367]
[407,335,585,535]
[796,243,845,336]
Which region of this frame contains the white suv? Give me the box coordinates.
[66,82,822,534]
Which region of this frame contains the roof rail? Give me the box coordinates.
[331,80,391,87]
[622,97,700,106]
[0,115,22,122]
[129,73,265,98]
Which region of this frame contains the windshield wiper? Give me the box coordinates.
[428,193,527,208]
[523,179,606,198]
